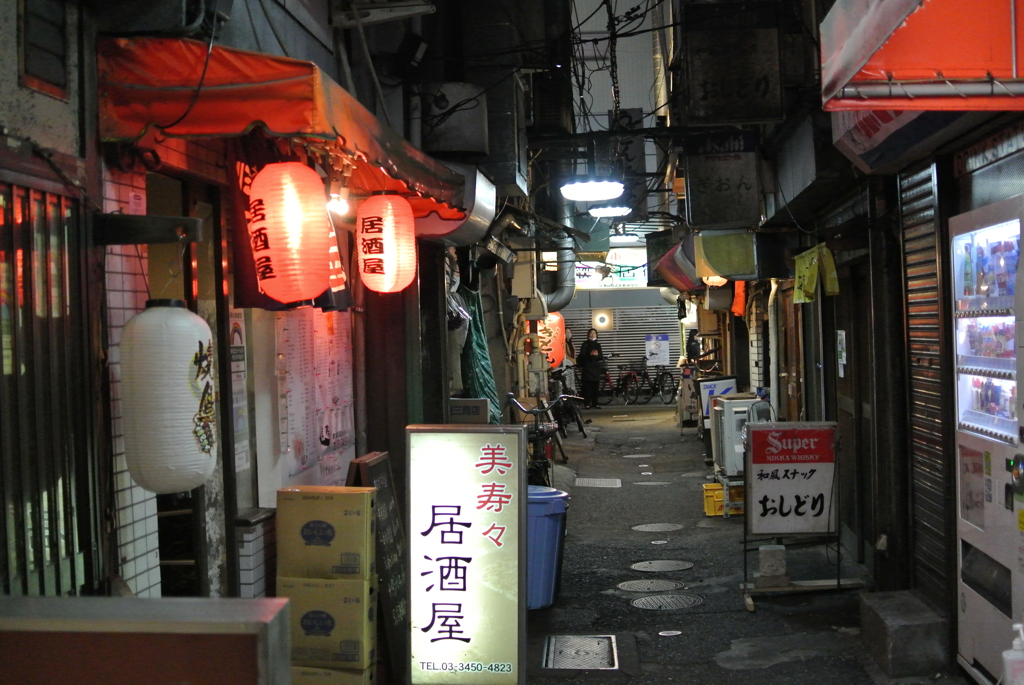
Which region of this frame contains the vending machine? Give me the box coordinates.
[950,195,1024,683]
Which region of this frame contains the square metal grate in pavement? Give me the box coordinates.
[542,635,619,670]
[574,478,622,487]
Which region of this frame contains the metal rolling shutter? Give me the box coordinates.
[900,164,954,614]
[562,306,682,369]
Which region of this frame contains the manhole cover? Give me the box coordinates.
[659,630,682,637]
[635,481,670,485]
[618,579,684,592]
[622,454,651,459]
[543,635,618,670]
[575,478,622,488]
[631,523,684,532]
[631,594,703,610]
[631,560,694,572]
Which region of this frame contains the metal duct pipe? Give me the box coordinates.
[838,80,1024,99]
[768,278,780,420]
[542,233,576,312]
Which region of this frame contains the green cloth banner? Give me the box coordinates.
[459,286,502,424]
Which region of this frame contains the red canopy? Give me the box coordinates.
[98,37,465,216]
[821,0,1024,111]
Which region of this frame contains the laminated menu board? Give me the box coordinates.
[275,308,355,484]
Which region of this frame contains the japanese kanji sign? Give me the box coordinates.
[407,426,527,685]
[746,422,837,536]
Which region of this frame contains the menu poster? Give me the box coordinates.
[275,308,355,482]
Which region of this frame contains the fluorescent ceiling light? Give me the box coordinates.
[610,232,640,243]
[588,204,632,218]
[560,179,624,202]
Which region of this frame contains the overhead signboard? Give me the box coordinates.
[684,131,761,229]
[685,28,782,123]
[407,426,527,685]
[575,248,649,289]
[745,423,838,536]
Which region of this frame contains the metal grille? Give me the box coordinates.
[622,454,651,458]
[899,163,953,615]
[634,481,670,485]
[563,306,681,371]
[631,594,703,610]
[543,635,618,670]
[574,478,621,488]
[631,560,693,572]
[617,579,684,592]
[0,184,98,596]
[631,523,683,531]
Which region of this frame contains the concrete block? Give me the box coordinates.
[753,572,790,588]
[758,545,787,577]
[860,591,947,677]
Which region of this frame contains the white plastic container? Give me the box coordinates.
[1003,623,1024,685]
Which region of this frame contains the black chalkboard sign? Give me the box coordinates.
[347,452,408,685]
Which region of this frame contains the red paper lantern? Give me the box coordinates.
[247,162,332,304]
[525,312,566,369]
[356,194,417,293]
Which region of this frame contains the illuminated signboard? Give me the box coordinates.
[575,248,649,289]
[746,422,838,536]
[407,426,527,685]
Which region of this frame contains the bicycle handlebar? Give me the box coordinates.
[506,392,582,415]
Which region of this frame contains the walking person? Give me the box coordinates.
[578,328,604,409]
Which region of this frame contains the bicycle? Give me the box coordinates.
[634,362,675,405]
[506,393,580,486]
[549,368,587,438]
[594,354,640,405]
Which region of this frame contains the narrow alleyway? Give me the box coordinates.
[526,406,968,685]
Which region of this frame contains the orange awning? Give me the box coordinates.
[821,0,1024,111]
[98,37,465,216]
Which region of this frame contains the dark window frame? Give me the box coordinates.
[18,0,69,101]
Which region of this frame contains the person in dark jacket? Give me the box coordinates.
[578,328,604,408]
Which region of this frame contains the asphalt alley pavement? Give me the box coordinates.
[526,405,969,685]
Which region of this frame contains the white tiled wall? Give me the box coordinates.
[748,295,766,390]
[104,168,162,598]
[237,516,276,598]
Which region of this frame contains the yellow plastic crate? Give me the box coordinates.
[702,483,724,517]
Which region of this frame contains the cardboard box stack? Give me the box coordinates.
[276,486,377,682]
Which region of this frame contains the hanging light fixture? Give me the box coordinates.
[356,192,417,293]
[589,204,632,218]
[560,178,624,202]
[121,300,217,494]
[247,162,332,305]
[703,275,729,287]
[609,232,640,243]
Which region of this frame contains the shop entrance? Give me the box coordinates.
[833,260,876,569]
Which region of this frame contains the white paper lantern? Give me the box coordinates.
[121,299,217,494]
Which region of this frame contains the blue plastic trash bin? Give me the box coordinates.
[527,485,570,610]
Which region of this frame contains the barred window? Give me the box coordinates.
[0,183,99,596]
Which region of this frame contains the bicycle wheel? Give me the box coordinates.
[570,399,587,438]
[597,375,614,405]
[659,372,678,404]
[623,376,639,405]
[636,373,655,404]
